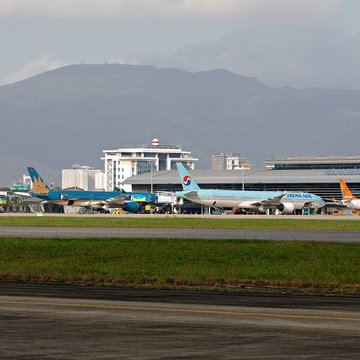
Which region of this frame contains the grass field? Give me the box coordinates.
[1,216,360,231]
[1,238,359,293]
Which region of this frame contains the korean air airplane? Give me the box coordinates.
[176,163,325,214]
[27,167,157,213]
[339,178,360,209]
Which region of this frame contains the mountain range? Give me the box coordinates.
[1,64,360,186]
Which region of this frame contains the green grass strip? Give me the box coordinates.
[1,216,360,231]
[0,238,359,292]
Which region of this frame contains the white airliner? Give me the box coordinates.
[175,163,325,214]
[339,178,360,209]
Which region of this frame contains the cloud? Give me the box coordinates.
[0,0,344,21]
[243,0,344,22]
[158,26,360,89]
[1,56,76,85]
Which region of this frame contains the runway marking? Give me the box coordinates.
[0,299,359,322]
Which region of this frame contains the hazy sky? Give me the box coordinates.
[2,0,360,89]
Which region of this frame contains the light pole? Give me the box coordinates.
[148,159,155,193]
[150,160,153,193]
[241,165,245,191]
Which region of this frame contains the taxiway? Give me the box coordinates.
[1,225,360,242]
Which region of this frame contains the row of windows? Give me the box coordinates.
[274,164,360,170]
[116,152,183,158]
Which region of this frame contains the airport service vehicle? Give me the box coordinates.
[27,167,157,213]
[339,178,360,209]
[175,163,325,214]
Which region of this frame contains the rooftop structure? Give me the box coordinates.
[102,138,198,191]
[264,156,360,171]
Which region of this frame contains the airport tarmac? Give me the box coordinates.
[1,291,360,359]
[1,213,360,220]
[1,225,360,242]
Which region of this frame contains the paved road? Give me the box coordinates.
[1,225,360,242]
[1,282,360,310]
[1,290,360,359]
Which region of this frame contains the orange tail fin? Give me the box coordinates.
[340,178,355,200]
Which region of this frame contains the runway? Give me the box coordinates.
[1,225,360,242]
[1,287,360,359]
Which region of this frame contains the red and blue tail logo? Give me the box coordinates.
[183,175,191,186]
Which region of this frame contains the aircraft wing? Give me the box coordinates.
[13,192,32,197]
[246,194,285,207]
[183,190,199,198]
[105,194,128,206]
[322,198,348,207]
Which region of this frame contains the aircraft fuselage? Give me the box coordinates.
[176,189,325,210]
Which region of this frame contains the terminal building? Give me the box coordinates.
[123,155,360,202]
[102,139,198,191]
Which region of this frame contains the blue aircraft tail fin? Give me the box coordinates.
[176,163,201,191]
[27,167,50,194]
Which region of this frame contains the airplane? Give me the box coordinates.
[339,178,360,209]
[27,167,157,213]
[175,163,325,214]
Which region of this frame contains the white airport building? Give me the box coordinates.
[62,165,104,191]
[102,139,198,191]
[212,153,252,170]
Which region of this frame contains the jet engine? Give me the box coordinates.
[122,201,140,213]
[277,202,295,214]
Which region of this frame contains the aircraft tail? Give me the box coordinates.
[340,178,355,200]
[176,163,201,192]
[27,167,50,194]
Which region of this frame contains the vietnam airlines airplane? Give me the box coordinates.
[175,163,325,214]
[339,178,360,209]
[27,167,157,213]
